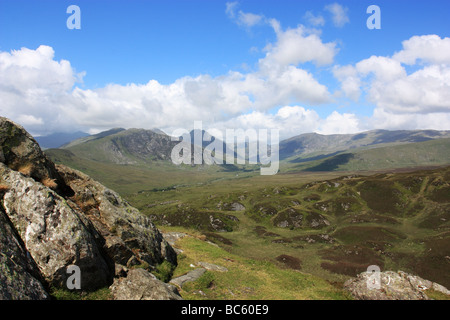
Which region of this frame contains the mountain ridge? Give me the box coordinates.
[47,127,450,174]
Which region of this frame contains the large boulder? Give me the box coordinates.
[0,163,114,290]
[109,268,182,300]
[344,270,450,300]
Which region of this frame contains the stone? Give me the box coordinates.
[344,270,450,300]
[110,268,182,300]
[170,268,207,288]
[162,232,188,246]
[231,202,245,211]
[197,261,228,272]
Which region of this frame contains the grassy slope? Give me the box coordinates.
[168,231,351,300]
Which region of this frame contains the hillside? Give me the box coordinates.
[280,129,450,161]
[61,128,176,164]
[284,137,450,172]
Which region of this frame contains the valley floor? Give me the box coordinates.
[121,165,450,300]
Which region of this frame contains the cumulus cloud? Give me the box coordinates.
[317,111,361,135]
[335,35,450,120]
[0,45,85,134]
[392,34,450,65]
[261,24,338,67]
[332,65,361,101]
[370,108,450,131]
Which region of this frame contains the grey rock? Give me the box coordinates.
[231,202,245,211]
[197,261,228,272]
[1,163,114,290]
[110,268,182,300]
[344,270,450,300]
[217,201,245,211]
[162,232,188,247]
[170,268,207,288]
[0,207,50,300]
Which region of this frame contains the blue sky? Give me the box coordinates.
[1,0,450,138]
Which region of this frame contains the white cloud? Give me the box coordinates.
[0,45,84,134]
[392,35,450,65]
[210,106,321,140]
[0,45,81,93]
[238,11,264,27]
[370,108,450,131]
[317,111,361,135]
[335,35,450,117]
[324,3,349,28]
[262,23,338,67]
[371,64,450,114]
[332,65,361,101]
[16,114,44,126]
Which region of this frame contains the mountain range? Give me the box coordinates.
[39,127,450,173]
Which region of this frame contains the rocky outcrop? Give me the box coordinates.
[0,163,114,290]
[0,117,73,196]
[0,117,180,300]
[344,270,450,300]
